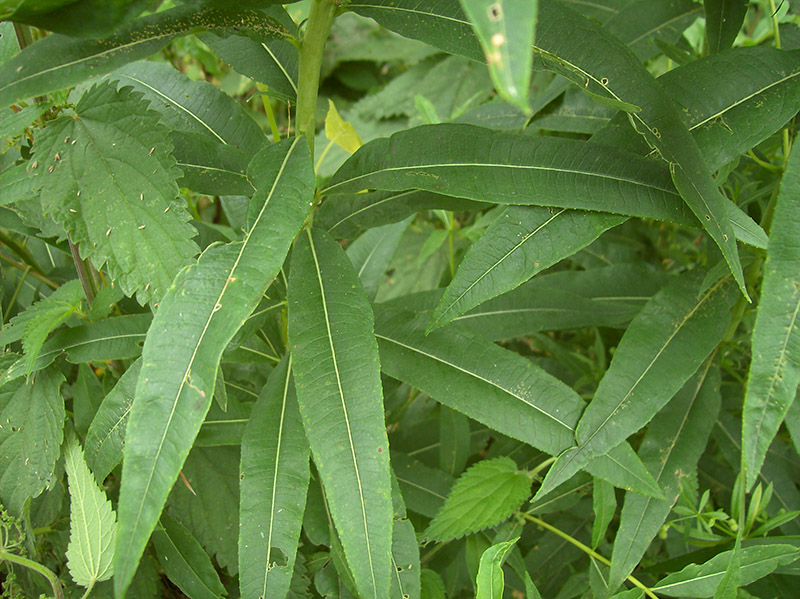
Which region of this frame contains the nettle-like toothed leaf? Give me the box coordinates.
[33,80,198,304]
[0,279,84,373]
[65,433,117,589]
[424,457,530,542]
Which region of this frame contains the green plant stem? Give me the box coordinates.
[69,238,96,304]
[520,513,659,599]
[13,23,34,50]
[3,264,30,324]
[296,0,337,158]
[0,252,58,289]
[0,549,63,599]
[257,83,282,142]
[0,230,45,275]
[767,0,782,49]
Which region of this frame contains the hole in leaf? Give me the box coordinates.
[269,547,289,568]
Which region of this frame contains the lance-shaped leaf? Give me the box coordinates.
[389,474,421,599]
[239,356,310,599]
[460,0,537,113]
[651,544,800,597]
[428,206,625,331]
[347,217,411,301]
[0,3,291,108]
[114,137,313,598]
[704,0,748,54]
[8,0,151,38]
[375,306,661,497]
[323,124,758,247]
[85,359,141,483]
[536,269,735,499]
[742,143,800,489]
[65,433,117,589]
[34,81,197,304]
[287,227,393,599]
[608,361,721,592]
[475,537,518,599]
[152,512,226,599]
[0,366,64,516]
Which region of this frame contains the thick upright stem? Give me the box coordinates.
[296,0,337,159]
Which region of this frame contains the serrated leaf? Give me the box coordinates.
[652,544,800,597]
[346,217,411,301]
[704,0,748,54]
[460,0,536,113]
[375,305,662,498]
[0,3,291,108]
[239,356,311,599]
[65,433,117,588]
[429,207,625,330]
[85,359,141,482]
[326,100,363,154]
[288,227,393,599]
[608,361,720,592]
[742,141,800,489]
[536,268,734,499]
[0,366,64,516]
[474,537,519,599]
[425,458,529,542]
[34,81,197,304]
[114,137,312,598]
[152,512,226,599]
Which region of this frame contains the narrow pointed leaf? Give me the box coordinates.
[704,0,748,54]
[591,478,616,549]
[152,512,226,599]
[239,356,310,599]
[609,361,721,592]
[65,433,117,589]
[742,142,800,489]
[424,457,529,542]
[8,0,151,38]
[460,0,537,112]
[34,81,198,304]
[429,206,625,330]
[288,227,393,599]
[347,218,411,301]
[375,306,661,497]
[536,269,734,498]
[475,537,518,599]
[652,544,800,597]
[0,366,65,516]
[114,137,312,598]
[0,4,291,108]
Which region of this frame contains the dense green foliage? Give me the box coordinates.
[0,0,799,598]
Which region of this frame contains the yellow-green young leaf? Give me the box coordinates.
[239,356,310,599]
[288,227,392,599]
[742,142,800,489]
[460,0,536,113]
[65,433,117,589]
[114,137,312,599]
[424,457,530,542]
[325,99,363,154]
[475,537,519,599]
[34,81,197,305]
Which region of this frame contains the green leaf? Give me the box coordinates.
[151,512,226,599]
[346,217,411,301]
[326,99,363,154]
[425,457,529,542]
[0,279,83,373]
[239,356,311,599]
[713,535,741,599]
[288,227,393,599]
[742,141,800,489]
[652,544,800,597]
[73,363,104,439]
[85,359,141,482]
[704,0,748,54]
[608,361,721,592]
[391,518,420,599]
[375,306,661,497]
[474,537,519,599]
[64,432,117,589]
[0,3,291,108]
[0,366,64,516]
[428,207,625,330]
[591,478,615,549]
[0,102,49,139]
[8,0,151,38]
[114,137,312,598]
[460,0,537,113]
[34,81,197,304]
[392,451,454,519]
[536,269,734,499]
[439,406,470,477]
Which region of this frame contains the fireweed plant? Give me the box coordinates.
[0,0,799,597]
